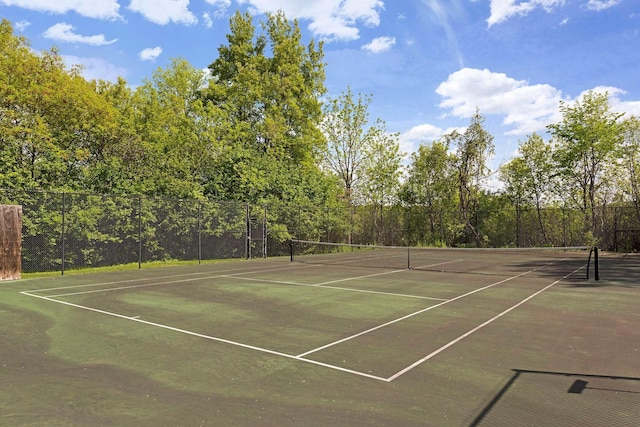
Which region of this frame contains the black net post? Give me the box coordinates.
[245,203,250,259]
[61,192,66,276]
[138,196,142,269]
[289,240,294,262]
[263,205,267,258]
[197,202,202,264]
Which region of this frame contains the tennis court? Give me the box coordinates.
[2,247,639,426]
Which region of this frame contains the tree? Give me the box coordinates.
[321,88,378,204]
[447,110,494,245]
[0,19,121,191]
[499,133,554,244]
[130,58,225,198]
[400,140,457,245]
[617,117,640,218]
[204,11,327,204]
[360,129,403,206]
[358,127,403,244]
[548,91,623,234]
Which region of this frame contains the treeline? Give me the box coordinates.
[1,13,640,251]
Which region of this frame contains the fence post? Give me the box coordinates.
[516,204,521,248]
[61,192,66,276]
[197,201,202,264]
[263,205,268,258]
[245,203,250,259]
[138,196,142,269]
[0,205,22,280]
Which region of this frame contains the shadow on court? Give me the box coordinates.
[469,369,640,426]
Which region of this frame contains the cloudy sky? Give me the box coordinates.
[2,0,639,169]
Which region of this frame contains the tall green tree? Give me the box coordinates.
[204,11,327,204]
[0,19,120,191]
[617,117,640,219]
[400,140,457,245]
[499,133,554,244]
[446,110,494,244]
[131,58,225,198]
[548,91,623,232]
[360,129,403,206]
[320,88,381,204]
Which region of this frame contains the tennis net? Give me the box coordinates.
[289,240,599,279]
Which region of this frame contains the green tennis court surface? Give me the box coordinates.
[2,251,639,426]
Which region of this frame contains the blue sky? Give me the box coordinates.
[2,0,639,173]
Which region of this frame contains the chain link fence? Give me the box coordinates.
[1,189,639,274]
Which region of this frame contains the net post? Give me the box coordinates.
[61,191,66,276]
[289,240,294,262]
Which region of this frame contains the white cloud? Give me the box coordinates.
[14,20,30,31]
[487,0,565,27]
[435,68,640,137]
[205,0,230,19]
[43,23,117,46]
[236,0,384,41]
[203,12,213,28]
[128,0,197,25]
[399,124,464,155]
[399,124,444,153]
[586,0,620,11]
[436,67,564,135]
[63,55,127,81]
[139,46,162,61]
[362,36,396,53]
[205,0,231,6]
[0,0,121,20]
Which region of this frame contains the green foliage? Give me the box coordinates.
[447,111,495,244]
[204,11,328,206]
[400,140,458,246]
[548,91,623,211]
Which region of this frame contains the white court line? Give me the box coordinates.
[19,258,584,382]
[47,274,229,298]
[386,264,586,381]
[412,259,465,270]
[296,260,556,359]
[20,291,389,382]
[312,268,407,286]
[223,274,447,301]
[25,262,316,294]
[27,263,318,297]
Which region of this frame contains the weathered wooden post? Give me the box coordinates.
[0,205,22,280]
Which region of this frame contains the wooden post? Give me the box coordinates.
[0,205,22,280]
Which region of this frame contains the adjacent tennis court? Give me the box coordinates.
[2,247,639,426]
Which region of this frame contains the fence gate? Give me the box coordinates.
[246,204,267,259]
[0,205,22,280]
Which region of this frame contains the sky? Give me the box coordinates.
[2,0,640,174]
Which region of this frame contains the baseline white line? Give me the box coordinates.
[296,263,552,359]
[223,274,447,301]
[20,291,389,382]
[386,264,585,381]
